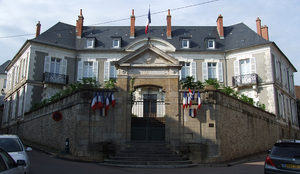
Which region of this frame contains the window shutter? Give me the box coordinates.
[44,56,51,73]
[202,62,208,81]
[217,62,223,82]
[77,61,83,81]
[234,60,239,76]
[18,90,23,116]
[93,61,99,80]
[250,57,256,74]
[104,61,110,80]
[191,62,197,81]
[61,59,67,75]
[179,70,182,80]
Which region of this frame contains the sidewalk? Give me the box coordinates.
[23,140,267,167]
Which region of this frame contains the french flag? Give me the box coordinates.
[183,92,187,109]
[189,108,197,118]
[198,91,201,109]
[91,92,98,111]
[100,91,105,116]
[105,92,110,116]
[145,8,151,34]
[110,91,116,108]
[188,88,193,107]
[98,91,103,109]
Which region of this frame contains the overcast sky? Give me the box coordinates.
[0,0,299,84]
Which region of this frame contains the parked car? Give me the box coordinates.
[0,135,31,174]
[0,147,26,174]
[264,139,300,174]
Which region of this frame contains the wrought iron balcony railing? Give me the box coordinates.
[232,73,258,87]
[43,72,68,85]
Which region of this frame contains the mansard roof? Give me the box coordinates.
[30,22,271,52]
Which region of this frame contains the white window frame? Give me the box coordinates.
[208,40,215,49]
[77,60,98,81]
[179,62,197,81]
[104,60,118,80]
[112,39,120,48]
[86,38,95,48]
[202,62,223,82]
[182,39,189,49]
[208,62,217,79]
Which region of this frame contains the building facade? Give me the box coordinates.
[2,9,298,140]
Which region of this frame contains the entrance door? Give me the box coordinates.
[131,94,165,141]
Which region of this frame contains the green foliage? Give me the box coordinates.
[104,79,116,89]
[239,94,254,105]
[205,79,220,89]
[180,76,204,89]
[131,114,138,117]
[129,77,136,105]
[219,85,234,95]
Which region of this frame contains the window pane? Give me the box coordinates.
[208,40,214,48]
[182,40,188,48]
[113,40,119,47]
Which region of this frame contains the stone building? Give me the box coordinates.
[1,9,298,163]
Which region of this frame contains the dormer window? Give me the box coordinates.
[111,37,121,48]
[180,37,191,49]
[86,38,95,48]
[208,40,215,49]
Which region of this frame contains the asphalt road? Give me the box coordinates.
[28,149,266,174]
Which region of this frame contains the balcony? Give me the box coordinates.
[43,72,68,85]
[232,73,258,87]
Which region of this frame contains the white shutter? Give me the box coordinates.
[44,56,51,73]
[18,90,23,116]
[179,70,182,80]
[93,61,98,80]
[104,61,110,80]
[77,61,83,81]
[217,62,223,82]
[234,60,240,76]
[61,59,67,75]
[202,62,208,81]
[250,57,256,74]
[191,62,197,81]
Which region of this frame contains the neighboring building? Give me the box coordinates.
[295,85,300,126]
[2,9,298,139]
[0,60,10,132]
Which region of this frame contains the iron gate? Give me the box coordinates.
[131,94,165,141]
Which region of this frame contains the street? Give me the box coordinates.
[28,149,266,174]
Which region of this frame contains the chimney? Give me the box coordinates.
[261,25,269,41]
[76,9,84,38]
[166,9,172,39]
[216,14,224,39]
[256,17,262,36]
[130,9,135,39]
[35,21,41,37]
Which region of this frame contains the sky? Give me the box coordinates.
[0,0,299,84]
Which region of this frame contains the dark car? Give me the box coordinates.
[264,140,300,174]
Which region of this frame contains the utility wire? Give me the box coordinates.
[0,0,219,39]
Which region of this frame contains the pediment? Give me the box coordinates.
[116,43,180,69]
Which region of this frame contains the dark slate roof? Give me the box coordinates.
[30,22,271,52]
[0,60,10,74]
[30,22,76,50]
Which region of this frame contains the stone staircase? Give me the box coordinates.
[102,142,197,168]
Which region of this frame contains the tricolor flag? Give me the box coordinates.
[183,92,187,109]
[98,91,103,109]
[91,92,98,111]
[198,91,201,109]
[110,91,116,108]
[100,91,105,116]
[188,88,193,107]
[189,108,197,118]
[105,92,110,116]
[145,7,151,34]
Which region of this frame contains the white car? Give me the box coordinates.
[0,135,31,174]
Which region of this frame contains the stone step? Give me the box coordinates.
[114,153,181,158]
[110,156,187,161]
[104,159,193,165]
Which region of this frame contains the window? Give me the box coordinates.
[22,57,27,78]
[180,62,197,81]
[77,61,98,81]
[3,79,6,88]
[202,62,223,82]
[240,59,250,75]
[86,38,95,48]
[83,62,93,78]
[14,66,19,85]
[104,61,118,80]
[234,58,256,76]
[50,58,61,74]
[182,39,189,48]
[208,63,217,79]
[113,39,119,48]
[208,40,215,49]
